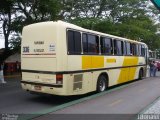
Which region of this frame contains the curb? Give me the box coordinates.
[18,82,132,120]
[139,96,160,114]
[135,96,160,120]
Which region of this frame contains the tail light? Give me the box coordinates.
[56,74,63,84]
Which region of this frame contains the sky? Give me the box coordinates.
[0,36,4,49]
[0,40,4,48]
[0,20,4,48]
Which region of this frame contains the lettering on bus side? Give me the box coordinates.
[34,49,44,52]
[34,41,44,45]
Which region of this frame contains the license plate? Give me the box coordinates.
[34,85,41,90]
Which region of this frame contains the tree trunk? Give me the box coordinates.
[4,35,9,50]
[2,11,11,50]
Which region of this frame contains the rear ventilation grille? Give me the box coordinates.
[73,74,82,91]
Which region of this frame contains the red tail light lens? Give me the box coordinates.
[56,74,63,84]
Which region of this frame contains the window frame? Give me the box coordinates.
[67,29,82,55]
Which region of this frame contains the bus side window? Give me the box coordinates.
[130,43,133,56]
[74,31,81,53]
[96,36,99,53]
[123,41,127,55]
[100,37,112,55]
[126,42,131,55]
[132,43,137,56]
[67,30,81,54]
[139,45,142,56]
[121,41,124,55]
[83,33,99,54]
[113,40,116,55]
[88,34,99,54]
[114,40,123,55]
[136,44,139,56]
[82,33,88,53]
[141,45,145,57]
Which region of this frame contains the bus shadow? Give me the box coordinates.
[27,79,141,106]
[107,79,140,90]
[27,91,95,106]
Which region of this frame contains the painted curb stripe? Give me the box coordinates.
[18,83,132,120]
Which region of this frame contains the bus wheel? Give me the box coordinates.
[138,69,143,80]
[97,75,107,92]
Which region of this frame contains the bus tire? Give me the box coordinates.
[96,75,107,92]
[138,69,143,80]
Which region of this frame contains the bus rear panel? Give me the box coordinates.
[21,22,66,95]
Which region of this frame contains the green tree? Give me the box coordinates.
[1,0,160,52]
[69,0,160,50]
[0,0,15,50]
[0,0,61,51]
[15,0,60,25]
[94,16,160,50]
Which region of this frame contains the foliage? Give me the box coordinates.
[0,0,16,49]
[0,0,160,52]
[68,0,160,50]
[9,33,21,52]
[0,0,61,51]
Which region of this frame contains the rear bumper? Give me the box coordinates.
[21,81,64,95]
[21,81,62,88]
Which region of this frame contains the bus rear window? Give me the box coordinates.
[67,30,81,54]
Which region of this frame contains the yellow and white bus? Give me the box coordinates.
[21,20,148,96]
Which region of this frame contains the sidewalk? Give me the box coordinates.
[142,97,160,114]
[0,73,21,85]
[136,97,160,120]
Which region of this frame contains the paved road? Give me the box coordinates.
[54,73,160,114]
[34,72,160,120]
[0,72,160,116]
[0,76,89,114]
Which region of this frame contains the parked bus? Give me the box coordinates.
[21,20,148,96]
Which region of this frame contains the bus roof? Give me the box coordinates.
[56,20,147,45]
[25,20,147,46]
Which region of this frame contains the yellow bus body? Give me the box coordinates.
[21,21,148,96]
